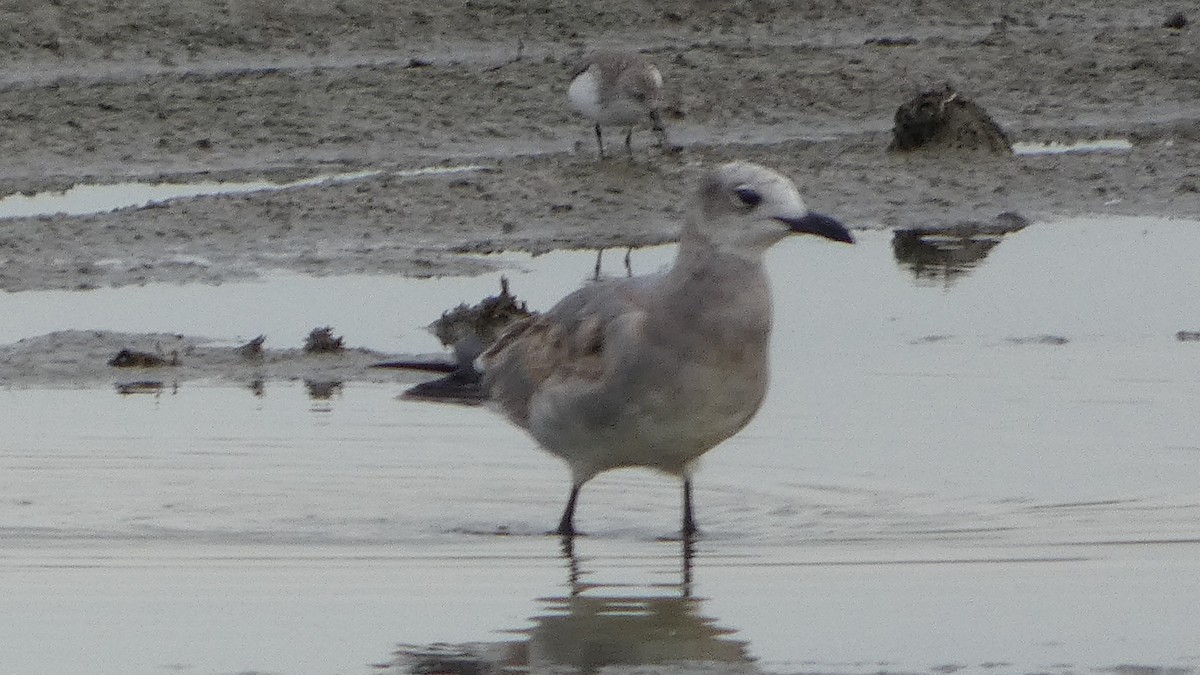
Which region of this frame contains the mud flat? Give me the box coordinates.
[0,0,1197,294]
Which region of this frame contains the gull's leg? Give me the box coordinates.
[594,124,605,158]
[680,532,695,598]
[557,482,582,537]
[682,477,698,537]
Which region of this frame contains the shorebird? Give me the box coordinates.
[478,162,854,538]
[567,50,667,158]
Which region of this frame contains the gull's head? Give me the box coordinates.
[690,162,854,255]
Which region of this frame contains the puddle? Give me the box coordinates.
[0,164,486,220]
[3,215,1200,674]
[1012,138,1133,155]
[0,248,647,352]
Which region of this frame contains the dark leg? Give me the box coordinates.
[593,124,605,158]
[680,531,695,598]
[624,127,634,157]
[593,248,603,281]
[559,536,581,595]
[650,110,667,148]
[556,483,582,537]
[682,477,698,537]
[623,246,633,277]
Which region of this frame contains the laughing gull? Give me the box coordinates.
[567,50,667,158]
[479,162,854,537]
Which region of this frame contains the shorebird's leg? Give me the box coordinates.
[623,246,633,277]
[556,482,582,537]
[593,248,604,281]
[650,110,667,148]
[624,127,634,157]
[594,124,605,158]
[682,476,698,537]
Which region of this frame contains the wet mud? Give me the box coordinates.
[0,0,1196,297]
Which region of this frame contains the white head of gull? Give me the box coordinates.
[479,161,854,538]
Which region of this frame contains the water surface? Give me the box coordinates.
[2,215,1199,674]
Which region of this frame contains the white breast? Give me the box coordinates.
[567,67,602,120]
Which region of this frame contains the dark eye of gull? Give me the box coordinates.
[733,185,762,208]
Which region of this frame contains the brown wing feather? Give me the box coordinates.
[480,311,609,428]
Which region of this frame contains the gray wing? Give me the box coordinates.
[478,274,659,428]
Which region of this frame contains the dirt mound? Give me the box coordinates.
[888,85,1013,154]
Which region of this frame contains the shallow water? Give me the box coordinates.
[0,164,485,220]
[2,215,1200,674]
[1012,138,1133,155]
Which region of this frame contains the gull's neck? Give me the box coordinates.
[657,221,774,344]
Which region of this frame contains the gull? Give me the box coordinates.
[479,162,854,538]
[567,50,667,158]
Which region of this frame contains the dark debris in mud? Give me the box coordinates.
[428,277,531,351]
[1162,12,1188,29]
[1007,335,1070,346]
[237,334,266,360]
[865,35,919,46]
[108,348,178,368]
[304,326,346,354]
[392,277,532,406]
[2,329,420,389]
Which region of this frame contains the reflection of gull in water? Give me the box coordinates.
[399,540,755,675]
[522,539,750,673]
[479,162,853,538]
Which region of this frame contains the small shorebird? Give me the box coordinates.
[567,50,667,158]
[478,162,854,538]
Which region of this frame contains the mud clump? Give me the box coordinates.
[304,327,345,354]
[395,278,533,405]
[889,85,1013,154]
[237,334,266,360]
[1163,12,1188,29]
[429,277,531,353]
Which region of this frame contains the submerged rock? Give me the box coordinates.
[889,84,1013,154]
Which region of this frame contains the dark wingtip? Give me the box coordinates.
[783,212,854,244]
[400,367,488,406]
